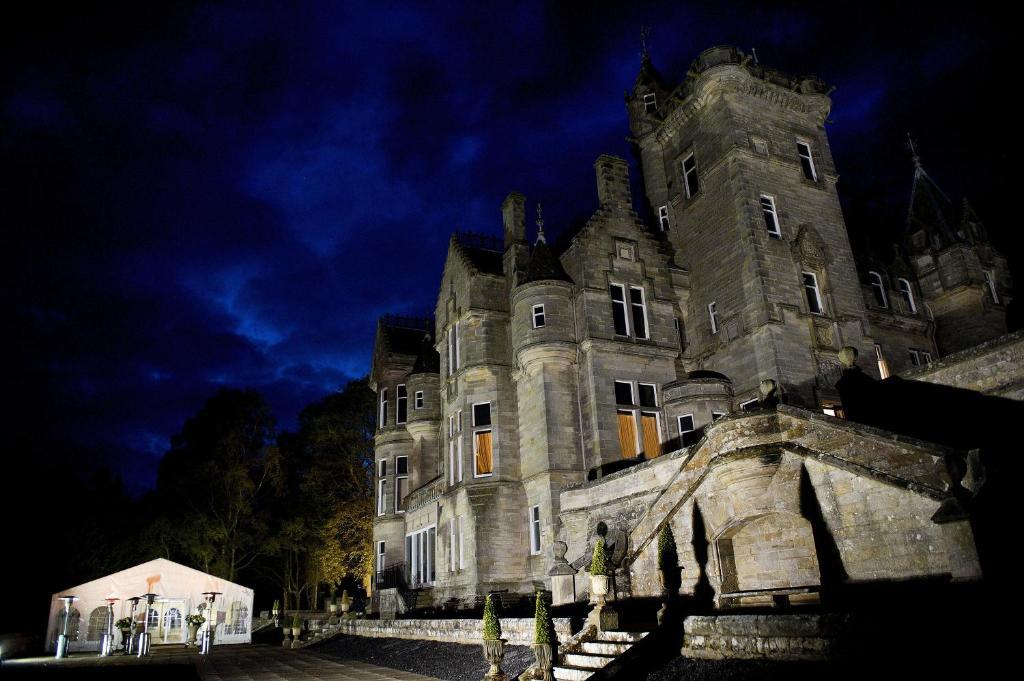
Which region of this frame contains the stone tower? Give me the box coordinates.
[902,150,1011,355]
[627,45,877,407]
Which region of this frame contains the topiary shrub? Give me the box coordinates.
[657,523,678,571]
[482,594,502,640]
[292,613,302,629]
[590,537,609,576]
[533,592,554,645]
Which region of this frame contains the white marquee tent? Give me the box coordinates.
[45,558,254,652]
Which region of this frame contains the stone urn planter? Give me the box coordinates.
[531,643,553,681]
[186,623,201,647]
[590,574,609,603]
[340,597,351,614]
[482,638,507,680]
[328,602,338,614]
[120,629,132,653]
[292,626,302,639]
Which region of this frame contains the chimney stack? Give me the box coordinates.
[502,192,526,249]
[594,155,633,210]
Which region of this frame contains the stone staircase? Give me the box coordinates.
[554,630,649,680]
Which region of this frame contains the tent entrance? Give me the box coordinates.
[153,599,185,644]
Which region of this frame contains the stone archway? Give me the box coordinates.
[715,512,820,602]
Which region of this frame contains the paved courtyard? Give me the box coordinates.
[2,644,439,681]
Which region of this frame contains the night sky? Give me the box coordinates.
[4,2,1019,497]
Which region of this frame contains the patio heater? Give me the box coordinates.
[54,595,77,659]
[99,597,119,656]
[136,593,158,657]
[124,596,141,655]
[199,591,221,655]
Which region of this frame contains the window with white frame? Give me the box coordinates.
[985,270,1000,304]
[921,350,933,365]
[643,92,657,113]
[868,271,888,308]
[472,402,493,476]
[448,413,462,485]
[874,343,891,379]
[630,287,649,339]
[909,349,921,367]
[405,526,436,587]
[708,302,719,335]
[379,388,389,428]
[529,505,541,555]
[414,391,424,409]
[614,380,661,459]
[397,384,407,424]
[802,272,823,315]
[376,541,386,576]
[610,284,629,335]
[760,195,781,237]
[377,460,387,516]
[896,278,917,314]
[449,518,457,572]
[682,152,700,199]
[740,398,759,412]
[458,516,465,569]
[678,414,697,447]
[447,322,460,375]
[658,205,670,232]
[395,456,408,513]
[712,411,725,421]
[797,141,817,181]
[532,304,546,329]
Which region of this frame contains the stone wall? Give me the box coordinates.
[682,614,846,660]
[904,330,1024,399]
[330,616,574,646]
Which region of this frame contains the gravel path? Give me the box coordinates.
[314,635,535,681]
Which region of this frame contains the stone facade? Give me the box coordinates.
[368,46,1012,612]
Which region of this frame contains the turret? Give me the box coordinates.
[406,333,441,492]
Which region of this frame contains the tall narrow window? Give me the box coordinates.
[379,388,389,428]
[638,382,660,458]
[395,456,408,513]
[414,391,424,409]
[909,349,921,367]
[610,284,629,336]
[708,302,719,335]
[896,278,916,314]
[658,205,670,231]
[447,322,460,375]
[473,402,493,476]
[797,141,817,181]
[874,343,891,379]
[630,287,649,339]
[802,272,823,314]
[868,271,888,308]
[643,92,657,113]
[921,350,933,365]
[532,304,546,329]
[376,541,386,577]
[678,414,696,446]
[529,506,541,555]
[458,516,465,569]
[449,519,457,572]
[682,153,700,199]
[377,477,386,516]
[985,270,1000,304]
[760,195,781,237]
[396,384,407,424]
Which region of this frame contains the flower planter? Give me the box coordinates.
[532,642,553,681]
[186,623,201,647]
[590,574,609,600]
[340,600,351,614]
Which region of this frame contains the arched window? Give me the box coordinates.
[52,608,81,645]
[147,608,159,629]
[86,607,108,641]
[164,608,182,631]
[868,271,888,308]
[897,278,916,314]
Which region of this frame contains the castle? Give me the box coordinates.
[369,46,1017,612]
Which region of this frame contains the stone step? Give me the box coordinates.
[596,630,647,643]
[564,652,616,669]
[553,665,595,681]
[581,640,632,656]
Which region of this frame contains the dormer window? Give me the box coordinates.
[760,195,781,238]
[802,272,823,315]
[532,304,546,329]
[643,93,657,113]
[658,205,670,232]
[682,153,700,199]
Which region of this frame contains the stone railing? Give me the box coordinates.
[402,476,444,512]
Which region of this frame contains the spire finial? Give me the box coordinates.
[907,132,922,169]
[535,203,546,244]
[640,25,651,60]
